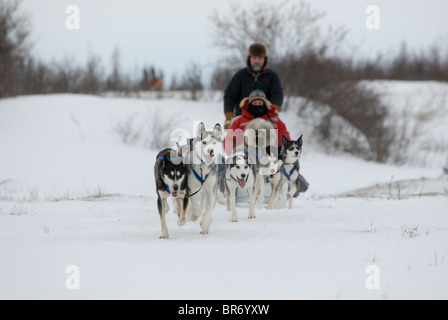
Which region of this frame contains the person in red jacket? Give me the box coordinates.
[223,90,290,155]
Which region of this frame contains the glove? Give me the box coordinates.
[224,111,234,129]
[272,104,281,117]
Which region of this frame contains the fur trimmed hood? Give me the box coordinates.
[246,43,269,70]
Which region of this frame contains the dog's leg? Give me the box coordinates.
[162,196,170,214]
[267,181,276,210]
[287,181,297,209]
[229,185,238,222]
[185,194,199,222]
[190,194,201,222]
[172,197,181,216]
[275,180,285,210]
[200,185,215,234]
[226,190,230,211]
[178,196,188,226]
[248,186,256,219]
[158,196,169,239]
[254,174,263,208]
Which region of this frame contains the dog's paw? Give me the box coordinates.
[200,230,209,235]
[177,218,185,226]
[191,215,198,222]
[159,234,169,239]
[230,219,238,223]
[248,216,256,219]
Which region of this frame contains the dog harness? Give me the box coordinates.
[283,163,298,182]
[157,155,182,161]
[190,163,214,184]
[164,183,171,194]
[187,163,216,198]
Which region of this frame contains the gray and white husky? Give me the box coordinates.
[244,118,284,209]
[258,147,284,210]
[183,122,222,235]
[277,135,303,209]
[224,151,256,222]
[154,148,188,239]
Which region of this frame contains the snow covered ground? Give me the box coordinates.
[1,82,448,299]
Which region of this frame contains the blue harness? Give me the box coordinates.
[190,163,214,184]
[283,163,298,181]
[164,184,171,194]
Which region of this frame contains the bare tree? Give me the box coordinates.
[0,0,31,98]
[81,53,104,94]
[180,61,204,101]
[209,1,346,69]
[209,1,396,162]
[106,47,122,91]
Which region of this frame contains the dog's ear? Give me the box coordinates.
[213,123,222,138]
[176,143,181,156]
[164,153,173,165]
[196,122,206,138]
[282,135,289,146]
[297,134,303,146]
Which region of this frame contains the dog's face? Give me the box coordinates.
[194,122,222,164]
[161,156,187,198]
[227,153,251,188]
[282,135,303,162]
[259,152,283,178]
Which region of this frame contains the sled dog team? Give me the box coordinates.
[154,121,304,239]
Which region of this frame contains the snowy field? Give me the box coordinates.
[1,81,448,299]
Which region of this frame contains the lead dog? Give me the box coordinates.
[184,122,222,235]
[154,148,188,239]
[224,151,256,222]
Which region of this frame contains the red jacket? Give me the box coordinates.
[223,100,290,155]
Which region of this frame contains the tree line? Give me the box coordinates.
[2,0,447,164]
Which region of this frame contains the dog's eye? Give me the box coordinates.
[202,141,207,145]
[245,166,248,169]
[236,165,240,169]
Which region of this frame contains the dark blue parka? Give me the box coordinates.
[224,68,284,116]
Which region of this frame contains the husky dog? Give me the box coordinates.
[244,118,283,208]
[224,152,256,222]
[278,135,303,209]
[154,148,188,239]
[184,122,222,235]
[260,148,284,210]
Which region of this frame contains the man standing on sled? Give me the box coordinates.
[223,43,309,196]
[223,43,284,129]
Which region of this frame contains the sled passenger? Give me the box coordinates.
[223,89,290,151]
[223,43,284,130]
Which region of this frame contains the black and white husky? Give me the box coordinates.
[224,152,256,222]
[154,148,188,239]
[184,122,222,235]
[278,135,303,209]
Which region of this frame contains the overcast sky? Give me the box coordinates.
[20,0,448,85]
